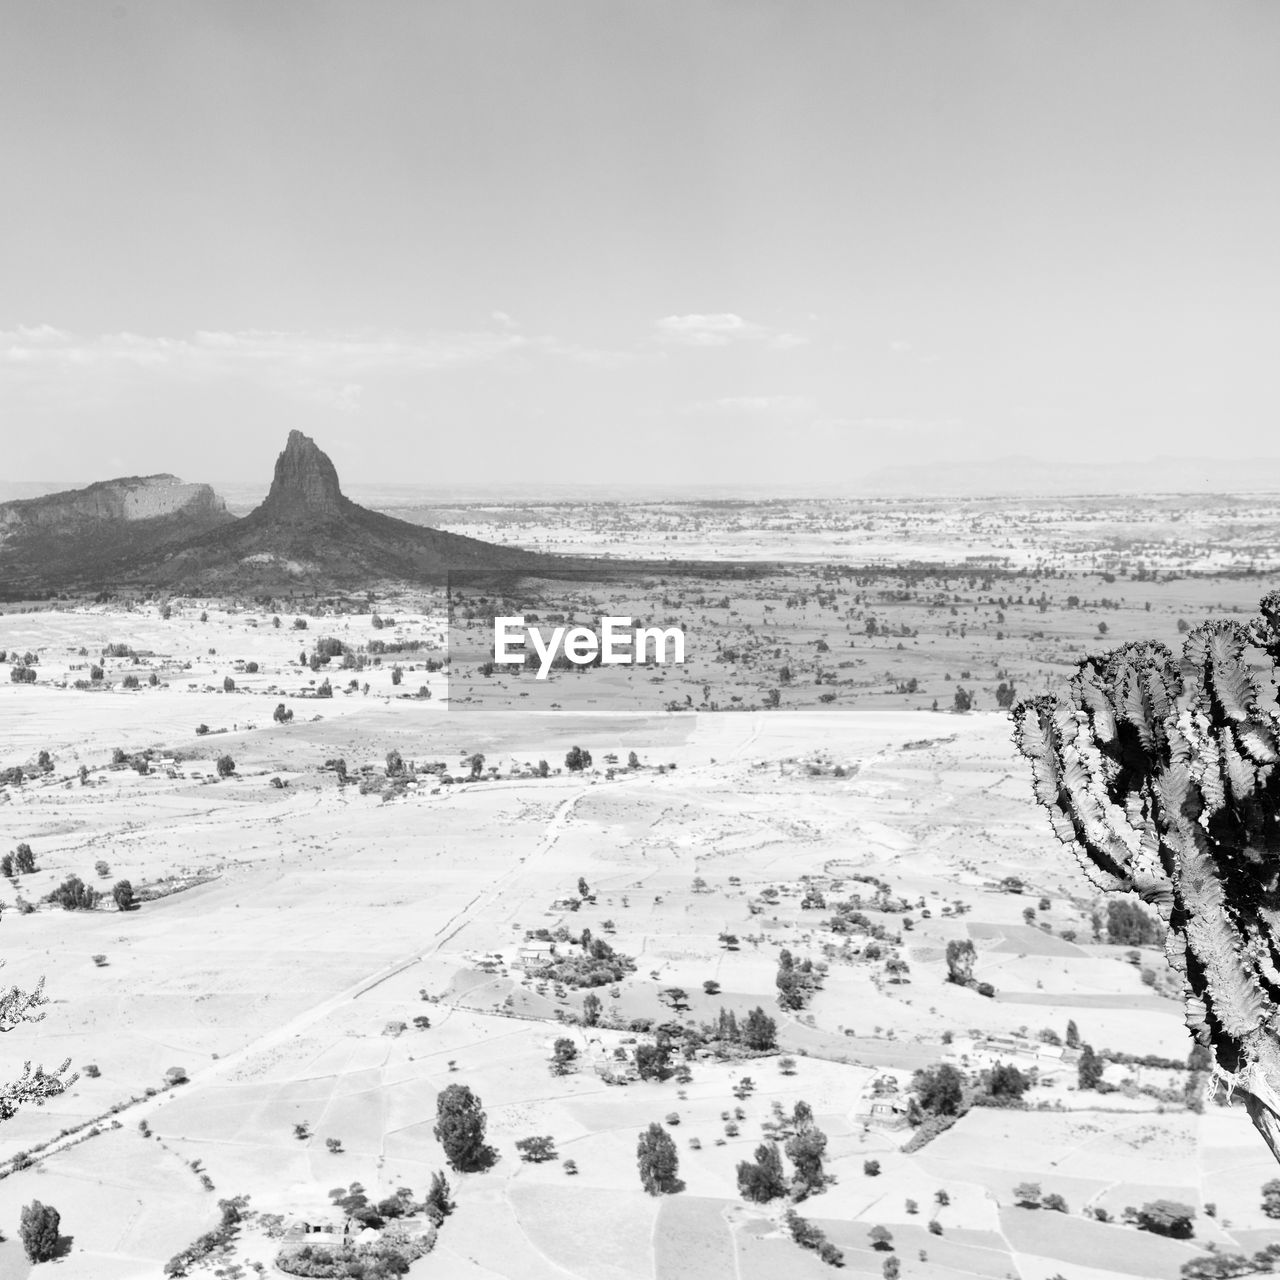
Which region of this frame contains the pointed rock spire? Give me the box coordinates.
[260,430,345,518]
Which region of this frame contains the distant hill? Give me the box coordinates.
[0,475,232,596]
[140,430,566,591]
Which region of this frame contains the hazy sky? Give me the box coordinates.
[3,2,1279,489]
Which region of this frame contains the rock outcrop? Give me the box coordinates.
[140,431,571,590]
[0,475,233,597]
[0,475,227,533]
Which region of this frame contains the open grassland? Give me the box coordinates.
[3,572,1280,1278]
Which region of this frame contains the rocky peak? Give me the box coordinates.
[260,430,345,518]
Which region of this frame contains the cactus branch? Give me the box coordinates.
[1013,600,1280,1162]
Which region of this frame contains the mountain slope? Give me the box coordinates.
[137,431,572,590]
[0,475,232,597]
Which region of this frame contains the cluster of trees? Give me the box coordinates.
[706,1006,778,1053]
[45,875,100,911]
[737,1101,829,1201]
[786,1208,846,1267]
[776,949,821,1011]
[1,843,37,877]
[532,935,635,989]
[1105,899,1163,946]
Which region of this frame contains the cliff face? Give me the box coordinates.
[0,475,233,596]
[0,475,229,533]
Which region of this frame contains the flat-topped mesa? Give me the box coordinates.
[259,430,346,519]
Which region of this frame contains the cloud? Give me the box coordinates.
[0,324,637,410]
[655,313,809,350]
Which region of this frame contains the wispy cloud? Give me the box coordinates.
[655,313,808,350]
[0,325,637,410]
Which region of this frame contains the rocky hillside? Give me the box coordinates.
[0,475,232,597]
[140,431,572,591]
[0,475,227,532]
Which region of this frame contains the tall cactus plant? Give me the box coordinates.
[1013,594,1280,1162]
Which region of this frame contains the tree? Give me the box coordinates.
[14,842,36,874]
[913,1063,965,1117]
[635,1042,670,1081]
[1013,1181,1042,1208]
[1078,1044,1104,1091]
[864,1159,881,1176]
[46,875,99,911]
[515,1135,557,1162]
[953,686,973,712]
[215,754,235,778]
[883,1259,901,1280]
[565,745,592,772]
[868,1225,894,1251]
[737,1142,787,1202]
[742,1006,778,1051]
[1043,1193,1069,1212]
[1262,1179,1280,1218]
[945,939,976,985]
[273,702,293,723]
[433,1084,496,1172]
[578,876,590,898]
[785,1120,828,1193]
[1065,1019,1080,1049]
[636,1122,681,1194]
[1137,1200,1196,1238]
[987,1062,1029,1101]
[2,978,75,1124]
[112,880,135,912]
[385,749,405,777]
[550,1038,577,1075]
[223,676,236,693]
[582,992,601,1026]
[19,1200,61,1262]
[423,1170,454,1222]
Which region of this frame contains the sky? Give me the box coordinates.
[2,1,1279,491]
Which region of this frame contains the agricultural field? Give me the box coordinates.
[3,535,1280,1279]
